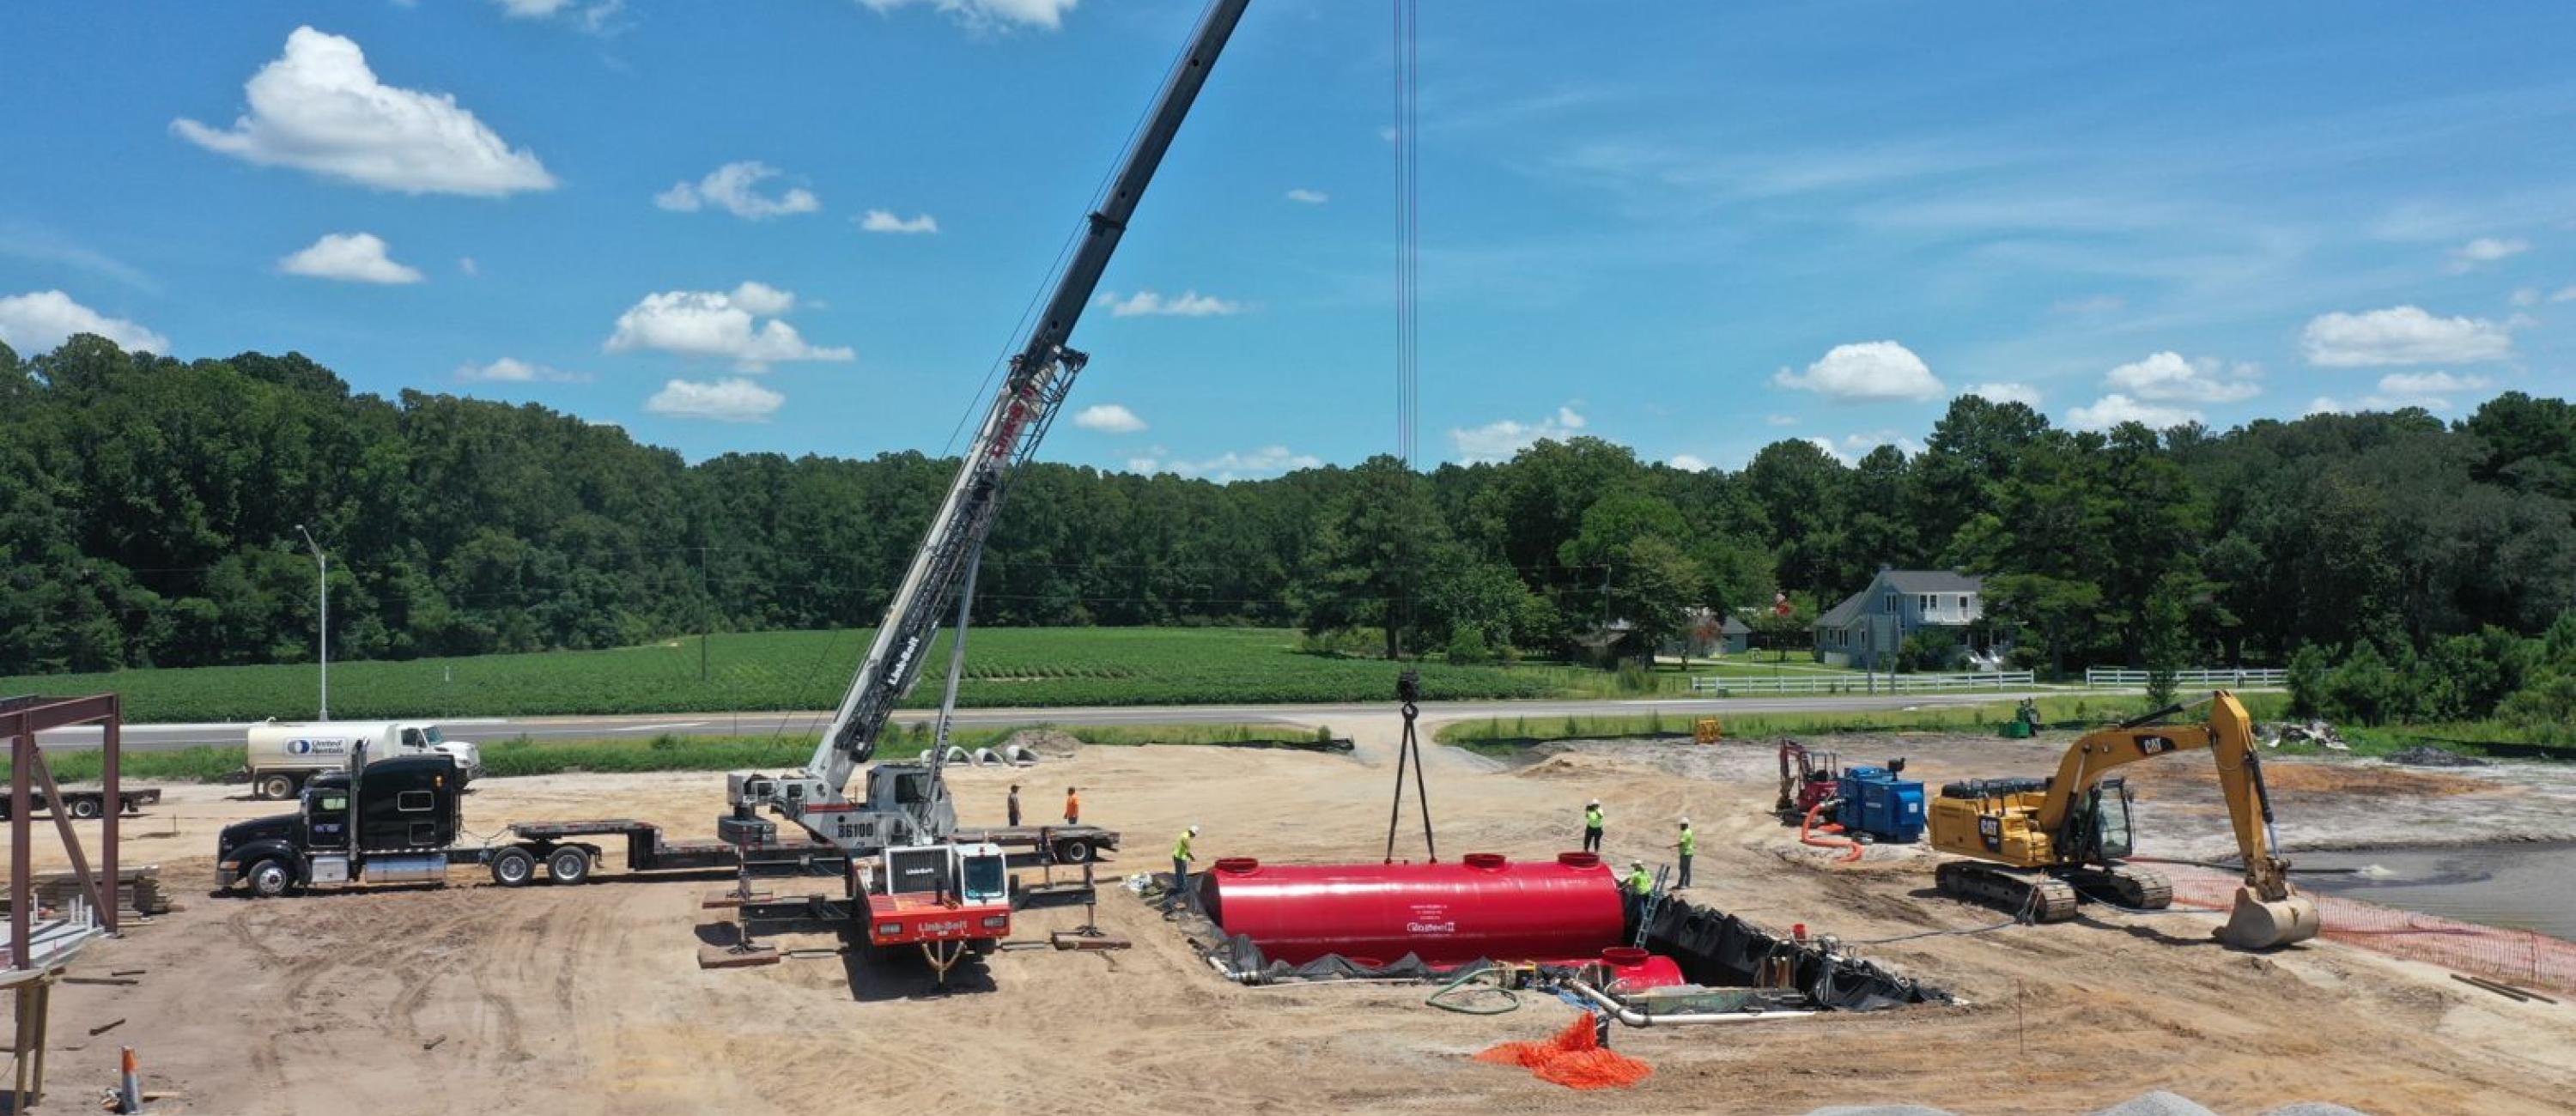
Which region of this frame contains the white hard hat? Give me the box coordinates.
[1680,817,1692,827]
[1631,859,1645,868]
[1589,799,1601,807]
[1188,824,1200,834]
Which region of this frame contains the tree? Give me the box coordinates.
[2142,571,2192,707]
[1604,536,1704,664]
[1293,455,1445,658]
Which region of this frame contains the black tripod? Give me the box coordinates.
[1382,670,1437,864]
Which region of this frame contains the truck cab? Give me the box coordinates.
[217,755,463,897]
[860,840,1012,954]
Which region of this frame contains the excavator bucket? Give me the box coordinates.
[2215,885,2321,949]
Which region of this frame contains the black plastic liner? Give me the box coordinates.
[1637,897,1951,1011]
[1208,932,1464,983]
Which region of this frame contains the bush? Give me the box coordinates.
[2500,670,2576,733]
[1613,659,1655,694]
[1444,627,1494,665]
[2286,644,2332,718]
[1898,630,1968,674]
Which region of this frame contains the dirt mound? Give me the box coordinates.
[1005,728,1086,757]
[2388,744,2488,768]
[1511,752,1627,780]
[2254,762,2493,798]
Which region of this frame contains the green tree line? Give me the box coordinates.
[5,335,2573,678]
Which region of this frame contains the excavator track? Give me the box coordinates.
[2060,864,2173,910]
[1936,861,2080,923]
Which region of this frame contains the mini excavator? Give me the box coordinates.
[1927,690,2322,949]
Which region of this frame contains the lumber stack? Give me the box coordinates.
[0,865,172,919]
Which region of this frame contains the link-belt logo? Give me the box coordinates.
[918,919,968,936]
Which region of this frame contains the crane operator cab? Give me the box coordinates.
[861,840,1012,972]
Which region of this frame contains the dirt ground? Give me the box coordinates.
[10,719,2576,1115]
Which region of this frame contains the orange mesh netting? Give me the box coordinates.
[1473,1012,1652,1090]
[2161,865,2576,993]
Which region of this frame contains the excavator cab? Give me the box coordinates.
[2062,777,2138,863]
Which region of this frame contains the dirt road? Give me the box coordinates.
[11,723,2576,1114]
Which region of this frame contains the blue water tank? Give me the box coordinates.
[1838,765,1926,844]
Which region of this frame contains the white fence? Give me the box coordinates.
[1689,670,2034,695]
[2083,667,2287,688]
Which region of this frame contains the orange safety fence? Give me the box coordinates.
[2160,865,2576,994]
[1473,1011,1653,1090]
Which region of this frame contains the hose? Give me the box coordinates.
[1426,961,1520,1015]
[1800,799,1862,863]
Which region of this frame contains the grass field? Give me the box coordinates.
[1433,694,2298,755]
[4,720,1331,785]
[0,628,1559,722]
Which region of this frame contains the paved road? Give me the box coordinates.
[28,691,2070,751]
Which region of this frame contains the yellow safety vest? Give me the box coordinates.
[1585,808,1604,829]
[1174,833,1194,861]
[1625,869,1651,893]
[1679,828,1696,857]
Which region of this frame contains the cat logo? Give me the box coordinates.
[2136,736,2177,756]
[1978,815,2003,852]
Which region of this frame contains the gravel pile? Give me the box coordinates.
[2388,744,2488,767]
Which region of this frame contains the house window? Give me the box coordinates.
[1958,593,1971,612]
[1919,593,1935,614]
[1881,591,1899,614]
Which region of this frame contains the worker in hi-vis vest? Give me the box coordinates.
[1624,859,1653,895]
[1672,818,1696,889]
[1169,825,1200,912]
[1064,786,1081,825]
[1583,799,1605,852]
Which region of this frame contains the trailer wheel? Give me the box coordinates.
[67,797,102,820]
[123,798,143,816]
[257,773,297,801]
[489,846,538,888]
[1052,839,1093,864]
[970,937,999,957]
[545,847,592,886]
[245,859,295,899]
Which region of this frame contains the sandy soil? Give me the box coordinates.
[9,719,2576,1115]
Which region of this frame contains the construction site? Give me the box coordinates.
[6,1,2576,1113]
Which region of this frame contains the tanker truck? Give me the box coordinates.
[241,719,483,801]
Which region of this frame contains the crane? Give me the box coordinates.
[722,0,1254,860]
[1926,690,2323,949]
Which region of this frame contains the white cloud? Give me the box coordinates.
[492,0,627,35]
[1668,454,1711,472]
[456,356,587,383]
[1284,189,1329,205]
[2300,306,2514,367]
[857,0,1077,30]
[1771,341,1943,403]
[2311,371,2495,415]
[2100,351,2259,403]
[604,283,853,370]
[278,232,424,284]
[1072,403,1147,434]
[1834,430,1923,458]
[655,161,820,220]
[1106,290,1240,318]
[2050,294,2126,315]
[1801,437,1850,466]
[1764,414,1798,427]
[2553,287,2576,304]
[1960,382,2043,407]
[173,27,556,197]
[458,256,479,276]
[2446,236,2530,273]
[2512,288,2541,307]
[857,209,939,234]
[0,290,170,354]
[645,378,785,423]
[1127,446,1321,482]
[493,0,574,15]
[1450,405,1587,463]
[2068,393,2201,431]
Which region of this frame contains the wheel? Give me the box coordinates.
[257,773,297,801]
[545,846,592,885]
[489,846,538,888]
[1053,840,1093,864]
[122,798,143,816]
[245,859,295,899]
[969,937,999,956]
[67,798,101,820]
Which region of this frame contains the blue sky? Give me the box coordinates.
[3,2,2571,476]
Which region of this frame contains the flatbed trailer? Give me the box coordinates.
[470,818,1117,886]
[0,785,160,821]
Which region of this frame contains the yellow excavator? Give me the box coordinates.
[1927,690,2323,949]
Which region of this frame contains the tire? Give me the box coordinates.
[257,773,297,801]
[1053,839,1093,864]
[969,937,999,957]
[490,846,538,888]
[67,797,101,820]
[122,798,143,816]
[546,846,592,886]
[245,859,295,899]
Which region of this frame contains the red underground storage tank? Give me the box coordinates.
[1199,852,1626,966]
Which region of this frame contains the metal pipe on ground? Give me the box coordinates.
[1563,979,1818,1028]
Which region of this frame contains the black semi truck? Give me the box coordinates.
[216,755,1117,898]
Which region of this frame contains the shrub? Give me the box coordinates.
[1444,627,1494,665]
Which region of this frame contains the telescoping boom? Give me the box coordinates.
[726,0,1254,854]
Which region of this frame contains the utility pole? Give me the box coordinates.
[295,525,330,721]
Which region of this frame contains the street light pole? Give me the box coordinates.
[295,525,329,721]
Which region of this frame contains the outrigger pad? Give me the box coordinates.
[699,943,781,969]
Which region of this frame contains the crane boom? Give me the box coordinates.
[728,0,1251,852]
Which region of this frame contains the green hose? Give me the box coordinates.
[1425,962,1521,1016]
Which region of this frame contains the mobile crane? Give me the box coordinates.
[720,0,1254,967]
[1926,690,2323,949]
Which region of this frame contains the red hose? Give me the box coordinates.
[1800,800,1862,863]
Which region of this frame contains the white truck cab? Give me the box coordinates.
[243,720,484,800]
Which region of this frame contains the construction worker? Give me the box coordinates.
[1064,785,1080,825]
[1583,799,1604,853]
[1006,784,1022,828]
[1672,818,1696,889]
[1624,859,1653,896]
[1169,824,1200,912]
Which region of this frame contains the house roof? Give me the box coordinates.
[1720,616,1750,635]
[1814,568,1984,628]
